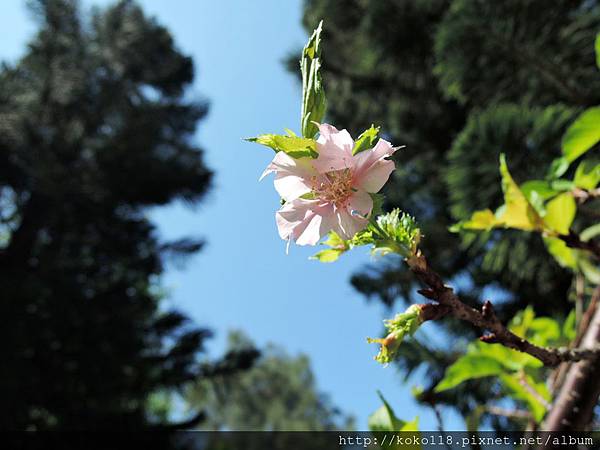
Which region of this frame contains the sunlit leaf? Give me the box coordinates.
[499,373,549,422]
[543,237,578,269]
[434,354,504,392]
[580,258,600,284]
[245,134,317,158]
[543,192,576,235]
[368,391,410,432]
[581,223,600,242]
[353,124,380,155]
[562,107,600,162]
[574,159,600,190]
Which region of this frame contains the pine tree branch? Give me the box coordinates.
[407,254,600,367]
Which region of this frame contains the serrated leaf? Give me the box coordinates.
[543,192,576,235]
[300,21,327,138]
[353,124,380,155]
[562,107,600,162]
[245,134,317,158]
[574,159,600,190]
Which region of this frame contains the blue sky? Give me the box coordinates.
[0,0,464,430]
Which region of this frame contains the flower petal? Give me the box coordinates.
[275,199,314,241]
[347,189,373,218]
[276,199,336,246]
[335,207,368,240]
[261,152,316,201]
[313,123,355,173]
[353,139,398,193]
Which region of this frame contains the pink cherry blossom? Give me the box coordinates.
[261,123,399,246]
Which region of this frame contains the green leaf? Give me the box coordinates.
[499,373,549,422]
[450,209,497,232]
[300,21,327,138]
[498,154,544,231]
[520,180,559,214]
[581,223,600,242]
[310,248,345,263]
[368,391,408,432]
[574,159,600,190]
[544,237,578,269]
[529,317,561,347]
[596,32,600,69]
[562,107,600,162]
[562,310,577,342]
[547,156,570,179]
[353,124,380,155]
[453,155,544,233]
[245,134,317,158]
[371,209,421,257]
[434,354,505,392]
[520,180,559,200]
[543,192,576,235]
[579,258,600,285]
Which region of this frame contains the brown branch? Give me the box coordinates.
[572,187,600,204]
[543,287,600,431]
[406,253,600,368]
[486,406,532,421]
[558,230,600,259]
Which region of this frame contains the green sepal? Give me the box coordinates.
[245,134,317,159]
[300,21,327,138]
[353,124,380,155]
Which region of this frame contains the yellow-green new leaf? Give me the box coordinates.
[245,134,317,159]
[562,107,600,162]
[353,124,380,155]
[434,354,505,392]
[543,192,576,235]
[543,237,578,270]
[500,373,549,422]
[574,159,600,190]
[498,155,544,231]
[596,32,600,69]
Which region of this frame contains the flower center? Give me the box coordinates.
[312,169,354,207]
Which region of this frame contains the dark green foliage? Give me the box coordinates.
[435,0,600,107]
[297,0,600,427]
[186,331,354,431]
[0,0,234,430]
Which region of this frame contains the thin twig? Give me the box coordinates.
[407,253,600,367]
[486,406,532,421]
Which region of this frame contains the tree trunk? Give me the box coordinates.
[543,307,600,430]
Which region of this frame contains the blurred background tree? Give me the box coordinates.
[185,331,354,431]
[0,0,263,430]
[295,0,600,428]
